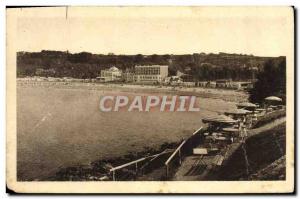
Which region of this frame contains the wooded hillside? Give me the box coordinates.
[17,50,285,81]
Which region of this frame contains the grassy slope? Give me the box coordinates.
[211,123,286,180]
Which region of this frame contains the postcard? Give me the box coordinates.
[6,6,294,193]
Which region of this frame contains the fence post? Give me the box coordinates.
[166,164,169,179]
[135,162,138,175]
[112,171,116,181]
[178,149,182,165]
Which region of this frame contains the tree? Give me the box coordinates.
[134,54,143,63]
[249,58,286,104]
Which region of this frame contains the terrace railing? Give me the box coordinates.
[109,150,173,181]
[165,140,186,178]
[109,126,205,180]
[164,126,204,179]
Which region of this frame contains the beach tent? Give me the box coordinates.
[236,102,257,108]
[202,114,238,124]
[236,102,257,111]
[221,127,240,137]
[222,127,240,132]
[224,109,252,115]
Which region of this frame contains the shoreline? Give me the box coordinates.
[17,80,249,103]
[17,79,251,181]
[39,111,286,181]
[39,140,181,181]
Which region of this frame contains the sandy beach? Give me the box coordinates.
[17,81,242,180]
[17,79,249,103]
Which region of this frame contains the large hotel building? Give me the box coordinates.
[134,65,168,83]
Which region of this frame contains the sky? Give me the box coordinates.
[10,6,293,56]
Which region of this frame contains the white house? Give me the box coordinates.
[100,66,122,82]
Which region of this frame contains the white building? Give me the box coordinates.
[164,76,183,85]
[134,65,168,83]
[122,68,135,82]
[100,66,122,82]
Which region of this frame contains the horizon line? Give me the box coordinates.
[17,50,285,58]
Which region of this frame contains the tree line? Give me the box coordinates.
[17,50,283,81]
[249,57,286,104]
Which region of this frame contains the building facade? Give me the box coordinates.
[100,66,122,82]
[122,68,135,82]
[35,68,56,77]
[134,65,168,83]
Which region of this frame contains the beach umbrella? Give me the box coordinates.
[236,102,257,108]
[202,114,238,124]
[221,127,240,134]
[224,109,252,115]
[222,127,239,132]
[265,96,282,102]
[269,105,278,108]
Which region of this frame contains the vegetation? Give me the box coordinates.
[249,155,286,180]
[214,123,286,180]
[252,109,286,128]
[17,50,284,81]
[249,57,286,103]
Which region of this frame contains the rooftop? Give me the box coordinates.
[135,65,168,68]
